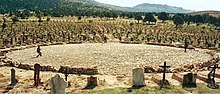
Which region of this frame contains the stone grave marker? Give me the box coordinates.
[34,63,41,87]
[85,76,98,89]
[132,68,145,87]
[87,76,98,86]
[11,68,17,85]
[159,61,170,88]
[182,73,197,88]
[207,64,220,89]
[49,74,67,94]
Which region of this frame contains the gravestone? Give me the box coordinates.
[132,68,145,87]
[207,64,220,89]
[11,68,17,85]
[86,76,98,89]
[49,74,67,94]
[34,63,41,87]
[159,61,170,88]
[182,73,197,88]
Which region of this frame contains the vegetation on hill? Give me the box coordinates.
[0,0,116,17]
[189,11,220,18]
[0,0,193,18]
[132,3,193,13]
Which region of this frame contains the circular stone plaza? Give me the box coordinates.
[7,43,211,76]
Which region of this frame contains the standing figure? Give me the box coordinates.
[36,45,42,58]
[184,38,189,52]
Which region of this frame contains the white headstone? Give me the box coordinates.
[49,74,67,94]
[132,68,145,87]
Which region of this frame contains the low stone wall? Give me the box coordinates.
[58,66,98,75]
[0,58,98,75]
[145,51,220,73]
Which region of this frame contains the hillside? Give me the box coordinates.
[0,0,112,16]
[132,3,193,13]
[190,11,220,18]
[0,0,193,17]
[92,1,193,13]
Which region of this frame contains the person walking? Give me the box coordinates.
[36,45,42,58]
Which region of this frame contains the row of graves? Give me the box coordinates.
[1,20,220,50]
[1,60,220,93]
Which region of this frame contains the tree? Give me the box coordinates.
[158,12,169,22]
[134,15,142,23]
[193,15,204,24]
[143,13,157,23]
[173,15,184,27]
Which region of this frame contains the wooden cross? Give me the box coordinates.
[159,61,170,87]
[64,68,69,81]
[208,64,220,88]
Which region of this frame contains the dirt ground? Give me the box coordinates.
[1,66,220,94]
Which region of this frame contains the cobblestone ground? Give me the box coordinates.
[7,43,211,76]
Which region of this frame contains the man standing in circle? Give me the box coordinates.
[36,45,42,58]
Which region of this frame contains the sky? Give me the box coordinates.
[95,0,220,11]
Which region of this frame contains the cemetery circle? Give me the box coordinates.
[0,17,220,93]
[7,43,211,76]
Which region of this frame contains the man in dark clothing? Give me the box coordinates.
[36,45,42,58]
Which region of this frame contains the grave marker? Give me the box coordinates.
[49,74,67,94]
[34,63,41,87]
[85,76,98,89]
[159,61,170,88]
[11,68,17,85]
[132,68,145,87]
[207,64,220,89]
[182,73,197,88]
[64,68,69,81]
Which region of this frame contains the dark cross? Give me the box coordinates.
[207,64,220,89]
[159,61,170,88]
[64,68,69,81]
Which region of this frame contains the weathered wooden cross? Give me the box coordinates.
[34,63,41,87]
[159,61,170,88]
[207,64,220,89]
[64,68,69,81]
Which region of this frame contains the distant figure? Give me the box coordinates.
[36,45,42,58]
[184,38,189,52]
